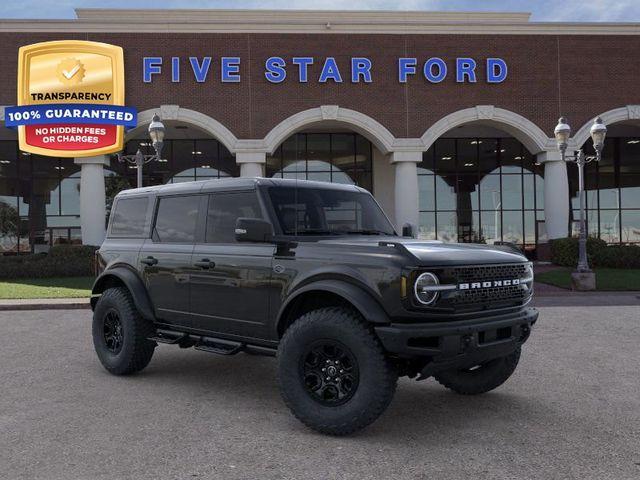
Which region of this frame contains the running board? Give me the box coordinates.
[195,337,243,356]
[148,329,188,345]
[149,328,277,357]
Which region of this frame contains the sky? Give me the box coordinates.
[0,0,639,22]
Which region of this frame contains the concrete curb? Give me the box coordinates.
[0,298,90,311]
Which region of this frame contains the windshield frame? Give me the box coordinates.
[261,184,397,238]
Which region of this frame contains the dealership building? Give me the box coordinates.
[0,8,639,255]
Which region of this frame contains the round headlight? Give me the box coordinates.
[414,272,440,306]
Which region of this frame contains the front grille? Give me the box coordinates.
[433,263,532,312]
[452,264,528,283]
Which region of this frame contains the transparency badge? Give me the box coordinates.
[5,40,137,157]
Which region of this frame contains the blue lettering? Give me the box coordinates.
[143,57,162,83]
[351,57,372,83]
[456,58,477,83]
[487,58,508,83]
[171,57,180,83]
[221,57,241,83]
[265,56,286,83]
[292,57,314,82]
[398,58,417,83]
[189,57,211,83]
[424,58,447,83]
[319,57,342,83]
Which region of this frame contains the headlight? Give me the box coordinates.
[414,272,440,305]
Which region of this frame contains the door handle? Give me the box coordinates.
[194,258,215,269]
[141,256,158,266]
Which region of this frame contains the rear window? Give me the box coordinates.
[109,197,149,237]
[153,195,201,243]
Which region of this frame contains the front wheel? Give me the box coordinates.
[433,347,521,395]
[277,307,397,436]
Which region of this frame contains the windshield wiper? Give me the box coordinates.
[287,229,338,236]
[344,229,389,235]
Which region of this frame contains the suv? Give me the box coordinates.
[91,178,538,435]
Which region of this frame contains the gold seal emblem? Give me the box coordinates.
[56,58,85,85]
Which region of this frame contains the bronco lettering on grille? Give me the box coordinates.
[458,279,521,290]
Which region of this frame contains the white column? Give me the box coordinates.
[236,151,266,177]
[391,151,421,236]
[74,155,109,246]
[538,151,569,239]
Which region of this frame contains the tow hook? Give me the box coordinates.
[462,334,473,351]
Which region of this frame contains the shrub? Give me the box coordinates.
[550,237,640,268]
[0,245,97,279]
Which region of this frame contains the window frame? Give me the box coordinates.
[201,189,266,245]
[151,193,205,245]
[107,196,151,239]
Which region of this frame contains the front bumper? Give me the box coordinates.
[375,307,538,376]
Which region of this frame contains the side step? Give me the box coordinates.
[149,328,277,357]
[148,329,189,345]
[195,337,243,356]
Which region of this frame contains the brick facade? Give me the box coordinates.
[0,31,638,140]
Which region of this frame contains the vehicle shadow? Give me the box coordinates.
[111,347,552,441]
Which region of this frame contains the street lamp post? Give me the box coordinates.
[117,113,166,188]
[553,116,607,277]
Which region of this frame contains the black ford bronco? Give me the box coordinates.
[91,177,538,435]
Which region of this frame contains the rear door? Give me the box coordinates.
[189,190,275,339]
[140,194,204,328]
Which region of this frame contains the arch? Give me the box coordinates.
[420,105,552,154]
[263,105,396,155]
[127,106,239,153]
[572,105,640,148]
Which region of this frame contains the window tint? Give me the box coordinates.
[206,192,262,243]
[154,195,200,243]
[110,197,149,237]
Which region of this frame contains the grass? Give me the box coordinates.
[536,268,640,291]
[0,276,94,299]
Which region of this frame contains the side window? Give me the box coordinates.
[206,191,262,243]
[110,197,149,237]
[154,195,200,243]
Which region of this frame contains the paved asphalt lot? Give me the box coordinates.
[1,307,639,480]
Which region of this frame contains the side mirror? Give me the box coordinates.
[402,223,415,238]
[235,217,273,243]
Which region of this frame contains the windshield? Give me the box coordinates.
[268,186,396,236]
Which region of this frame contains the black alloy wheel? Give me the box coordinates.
[103,309,124,354]
[301,340,359,406]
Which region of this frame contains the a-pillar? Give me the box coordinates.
[538,151,569,239]
[236,151,266,177]
[391,151,421,236]
[74,155,109,246]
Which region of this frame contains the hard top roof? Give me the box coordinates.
[116,177,367,198]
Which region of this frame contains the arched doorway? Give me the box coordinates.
[418,124,545,255]
[120,120,239,187]
[263,106,396,219]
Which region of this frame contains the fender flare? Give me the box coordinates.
[91,267,155,321]
[276,279,390,335]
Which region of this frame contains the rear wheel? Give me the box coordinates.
[92,287,156,375]
[277,307,397,436]
[433,347,521,395]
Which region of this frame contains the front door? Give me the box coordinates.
[140,194,203,327]
[189,191,275,339]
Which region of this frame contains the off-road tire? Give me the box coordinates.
[434,347,521,395]
[92,287,156,375]
[277,307,397,436]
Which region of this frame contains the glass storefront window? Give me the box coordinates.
[419,136,544,250]
[266,133,373,192]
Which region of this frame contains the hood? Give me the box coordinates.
[317,236,527,266]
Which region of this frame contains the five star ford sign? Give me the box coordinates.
[4,40,137,158]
